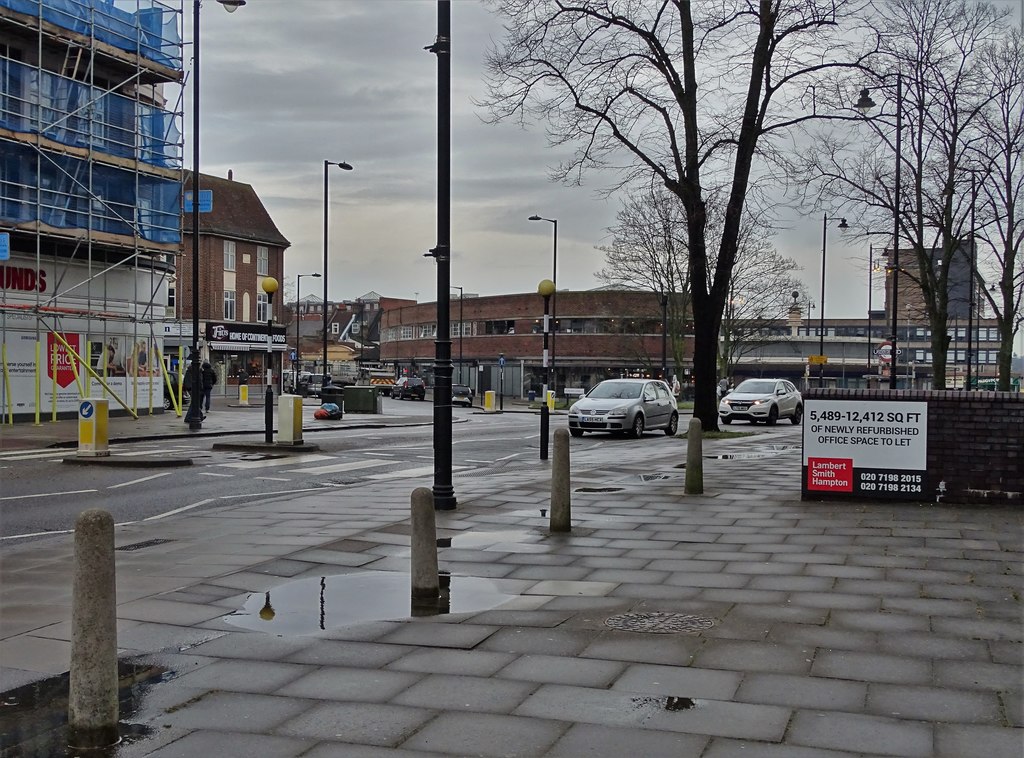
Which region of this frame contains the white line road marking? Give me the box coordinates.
[198,472,234,477]
[218,453,333,470]
[284,459,392,475]
[0,450,70,461]
[108,472,172,489]
[254,476,291,482]
[1,528,74,540]
[145,498,217,520]
[0,488,97,502]
[364,452,397,457]
[365,465,470,481]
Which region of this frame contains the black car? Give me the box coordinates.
[163,385,190,411]
[391,377,426,400]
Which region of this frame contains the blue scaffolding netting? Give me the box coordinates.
[0,0,182,70]
[2,141,182,244]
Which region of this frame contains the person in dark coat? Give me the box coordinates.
[201,361,217,412]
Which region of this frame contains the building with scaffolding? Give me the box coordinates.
[0,0,182,422]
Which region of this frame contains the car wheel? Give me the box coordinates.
[766,405,779,426]
[721,416,732,425]
[790,404,803,425]
[664,412,678,436]
[569,428,584,438]
[162,394,173,411]
[629,414,645,438]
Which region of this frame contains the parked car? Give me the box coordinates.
[162,385,190,411]
[391,377,426,400]
[452,384,474,407]
[292,373,347,399]
[718,378,802,425]
[567,378,679,438]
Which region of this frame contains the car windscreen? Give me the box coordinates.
[588,381,643,400]
[733,380,776,394]
[453,386,471,393]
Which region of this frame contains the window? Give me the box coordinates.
[331,322,340,334]
[256,292,269,322]
[420,324,436,338]
[257,245,269,276]
[167,284,175,308]
[484,320,515,335]
[223,290,236,320]
[400,326,413,340]
[223,240,236,271]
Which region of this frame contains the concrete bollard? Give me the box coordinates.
[550,428,571,532]
[410,487,439,603]
[68,509,118,749]
[685,417,703,494]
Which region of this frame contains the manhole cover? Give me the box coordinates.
[575,487,624,493]
[639,473,678,482]
[605,612,717,634]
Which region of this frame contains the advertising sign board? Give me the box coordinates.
[802,399,928,500]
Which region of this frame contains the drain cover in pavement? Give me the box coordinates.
[575,486,624,493]
[116,538,174,552]
[605,612,717,634]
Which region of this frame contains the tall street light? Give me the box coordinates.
[186,0,245,431]
[855,75,901,389]
[451,285,463,385]
[538,279,555,460]
[261,276,279,443]
[819,214,849,385]
[528,215,558,396]
[322,160,353,388]
[295,272,320,389]
[660,292,668,380]
[426,0,456,510]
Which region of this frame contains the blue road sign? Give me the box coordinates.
[80,401,94,419]
[0,232,9,261]
[498,354,505,367]
[183,190,213,213]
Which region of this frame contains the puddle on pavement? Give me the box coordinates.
[223,571,518,635]
[446,529,536,548]
[0,661,166,757]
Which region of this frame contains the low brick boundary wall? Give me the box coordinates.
[806,389,1022,505]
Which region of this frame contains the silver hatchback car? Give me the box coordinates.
[568,378,679,438]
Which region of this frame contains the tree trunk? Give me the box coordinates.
[997,321,1013,391]
[692,313,721,431]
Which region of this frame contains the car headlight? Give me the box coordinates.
[607,405,631,417]
[569,403,580,414]
[751,398,766,406]
[721,399,730,406]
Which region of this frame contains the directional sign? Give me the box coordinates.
[874,341,903,364]
[498,354,505,367]
[0,232,9,261]
[808,355,828,365]
[183,190,213,213]
[79,400,94,419]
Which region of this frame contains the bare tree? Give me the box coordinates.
[595,187,691,375]
[972,29,1023,390]
[482,0,873,430]
[794,0,1011,388]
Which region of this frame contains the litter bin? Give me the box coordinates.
[528,390,536,402]
[343,385,380,414]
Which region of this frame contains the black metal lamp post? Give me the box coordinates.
[538,278,555,460]
[261,276,279,443]
[186,0,245,430]
[660,292,668,380]
[322,160,353,391]
[855,77,901,389]
[529,215,558,396]
[295,273,320,390]
[819,214,849,385]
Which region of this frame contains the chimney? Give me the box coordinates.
[227,169,233,181]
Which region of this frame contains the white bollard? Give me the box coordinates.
[550,428,571,532]
[410,488,439,603]
[68,509,118,749]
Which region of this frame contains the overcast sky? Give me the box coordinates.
[189,0,1021,324]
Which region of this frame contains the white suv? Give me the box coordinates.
[719,379,802,425]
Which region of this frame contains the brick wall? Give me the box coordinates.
[808,388,1022,505]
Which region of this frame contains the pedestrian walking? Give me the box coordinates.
[201,361,217,412]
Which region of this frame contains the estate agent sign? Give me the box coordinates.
[802,399,928,500]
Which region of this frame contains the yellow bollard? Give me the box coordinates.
[278,394,303,445]
[77,399,110,458]
[546,389,555,411]
[238,384,249,405]
[483,390,496,413]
